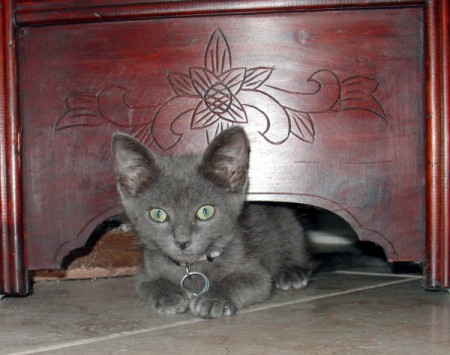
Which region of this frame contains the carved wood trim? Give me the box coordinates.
[15,0,426,26]
[54,28,387,149]
[425,0,450,289]
[0,0,29,295]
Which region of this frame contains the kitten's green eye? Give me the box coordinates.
[149,208,168,223]
[196,205,215,221]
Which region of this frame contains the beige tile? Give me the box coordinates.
[2,270,442,355]
[37,279,449,355]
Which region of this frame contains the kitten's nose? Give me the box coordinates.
[177,241,190,250]
[174,225,191,250]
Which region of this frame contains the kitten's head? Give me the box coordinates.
[112,127,250,264]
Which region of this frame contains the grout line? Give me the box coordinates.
[333,270,424,279]
[9,277,418,355]
[8,318,206,355]
[240,277,418,314]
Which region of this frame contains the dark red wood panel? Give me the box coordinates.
[17,7,426,270]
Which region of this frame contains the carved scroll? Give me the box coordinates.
[55,28,387,149]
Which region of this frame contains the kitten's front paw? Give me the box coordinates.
[275,268,310,290]
[153,292,191,314]
[190,295,237,319]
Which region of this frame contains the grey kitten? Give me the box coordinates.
[112,127,310,319]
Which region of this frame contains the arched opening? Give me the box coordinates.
[301,206,388,271]
[33,203,421,281]
[298,205,421,274]
[33,214,142,281]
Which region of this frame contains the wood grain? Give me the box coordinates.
[0,0,29,295]
[425,0,450,289]
[15,0,426,25]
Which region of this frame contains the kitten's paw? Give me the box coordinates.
[153,292,191,314]
[190,295,237,319]
[275,268,310,290]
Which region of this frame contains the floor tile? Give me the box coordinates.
[1,271,447,355]
[43,279,449,355]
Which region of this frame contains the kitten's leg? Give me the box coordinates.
[190,272,271,319]
[274,267,311,291]
[136,276,191,314]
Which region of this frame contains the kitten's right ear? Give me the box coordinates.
[199,126,250,192]
[112,133,159,197]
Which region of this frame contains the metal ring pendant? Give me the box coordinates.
[180,271,210,296]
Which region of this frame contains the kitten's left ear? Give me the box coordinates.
[199,126,250,192]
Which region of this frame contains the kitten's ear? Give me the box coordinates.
[199,126,250,192]
[112,133,159,197]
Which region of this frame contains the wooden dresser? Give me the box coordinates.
[1,0,449,295]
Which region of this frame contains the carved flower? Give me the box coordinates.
[152,28,341,149]
[55,28,387,149]
[153,28,275,147]
[169,67,249,134]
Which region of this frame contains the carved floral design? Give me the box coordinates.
[55,28,387,149]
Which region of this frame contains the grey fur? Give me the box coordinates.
[112,127,310,319]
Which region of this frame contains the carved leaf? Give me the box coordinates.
[342,76,379,93]
[218,97,247,124]
[152,96,201,149]
[288,110,315,143]
[339,76,387,119]
[191,100,220,130]
[130,125,154,146]
[204,28,232,76]
[206,121,234,144]
[54,93,105,131]
[189,67,218,97]
[238,90,290,145]
[243,67,274,89]
[97,86,155,127]
[167,71,198,97]
[261,69,341,113]
[219,68,246,95]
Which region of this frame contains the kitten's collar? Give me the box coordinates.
[171,250,222,297]
[180,263,209,296]
[198,249,222,262]
[168,249,222,267]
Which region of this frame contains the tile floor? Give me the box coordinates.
[1,266,449,355]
